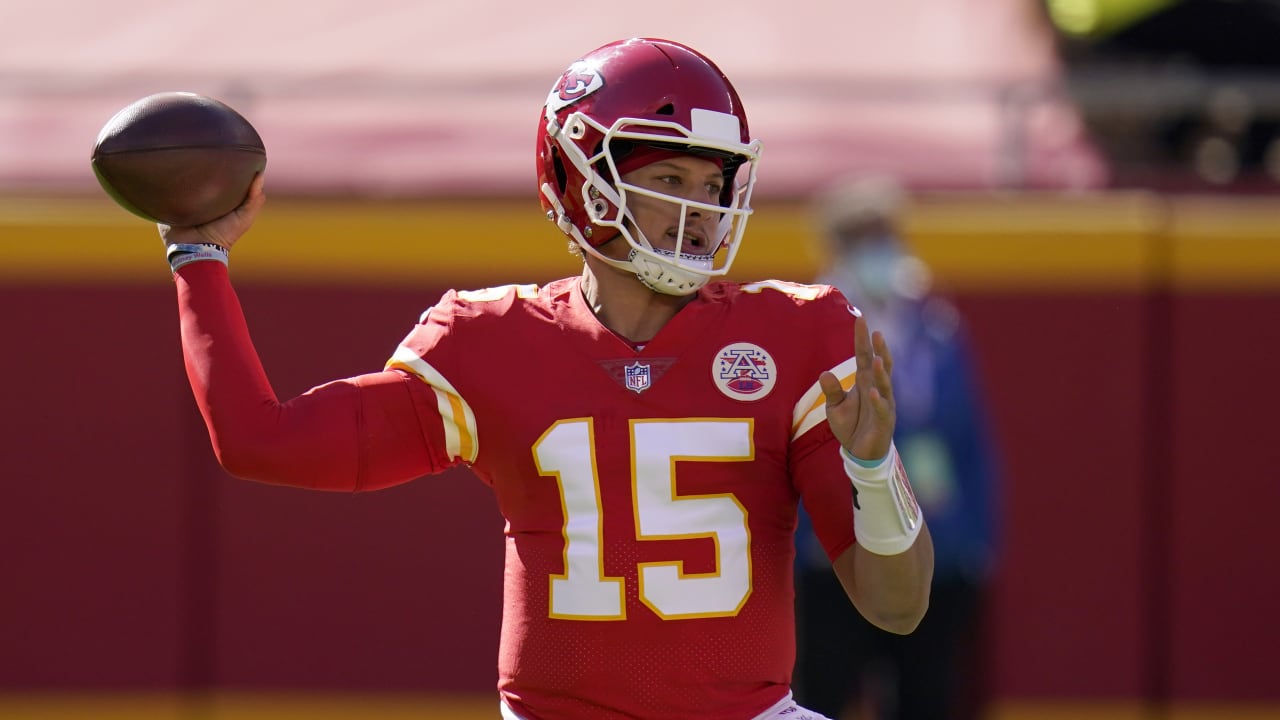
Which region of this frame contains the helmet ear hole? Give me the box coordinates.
[551,148,568,193]
[655,103,675,115]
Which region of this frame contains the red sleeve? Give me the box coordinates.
[175,261,442,492]
[788,286,860,562]
[792,423,857,562]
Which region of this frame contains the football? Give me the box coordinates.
[91,92,266,226]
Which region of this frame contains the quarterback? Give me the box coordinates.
[159,38,933,720]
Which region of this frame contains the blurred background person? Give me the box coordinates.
[794,175,1003,720]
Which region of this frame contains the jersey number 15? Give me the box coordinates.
[533,418,754,621]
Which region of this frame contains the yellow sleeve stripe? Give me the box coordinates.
[790,356,858,441]
[386,346,478,463]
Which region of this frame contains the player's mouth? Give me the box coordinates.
[666,229,712,255]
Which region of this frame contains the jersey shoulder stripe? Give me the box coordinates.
[790,355,857,441]
[386,346,478,463]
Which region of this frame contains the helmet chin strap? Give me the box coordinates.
[612,196,722,296]
[628,247,713,296]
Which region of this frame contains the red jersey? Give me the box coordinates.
[174,265,860,720]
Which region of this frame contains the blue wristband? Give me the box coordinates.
[841,445,890,469]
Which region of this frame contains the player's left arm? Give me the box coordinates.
[831,521,933,634]
[819,312,934,634]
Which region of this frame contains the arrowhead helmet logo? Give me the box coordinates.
[547,64,605,113]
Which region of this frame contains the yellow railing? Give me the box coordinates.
[2,192,1277,291]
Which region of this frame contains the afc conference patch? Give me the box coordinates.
[713,342,776,400]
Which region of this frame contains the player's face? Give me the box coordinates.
[618,155,724,258]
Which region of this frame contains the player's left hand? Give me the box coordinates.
[819,314,896,462]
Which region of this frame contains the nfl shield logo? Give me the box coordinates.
[623,361,651,393]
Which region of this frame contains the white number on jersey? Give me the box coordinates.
[533,418,754,620]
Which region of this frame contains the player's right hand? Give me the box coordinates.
[158,173,266,252]
[820,315,897,463]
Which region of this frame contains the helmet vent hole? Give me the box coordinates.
[656,103,675,115]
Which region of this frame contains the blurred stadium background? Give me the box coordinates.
[2,0,1278,718]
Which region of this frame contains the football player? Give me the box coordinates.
[158,37,933,720]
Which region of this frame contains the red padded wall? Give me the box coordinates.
[3,280,1278,703]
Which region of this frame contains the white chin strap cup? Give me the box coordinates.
[629,248,713,296]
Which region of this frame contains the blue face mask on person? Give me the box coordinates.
[829,233,930,302]
[834,235,903,302]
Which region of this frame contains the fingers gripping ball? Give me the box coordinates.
[91,92,266,226]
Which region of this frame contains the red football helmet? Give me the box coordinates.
[536,38,762,295]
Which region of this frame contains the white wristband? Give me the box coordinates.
[166,242,229,274]
[843,442,923,556]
